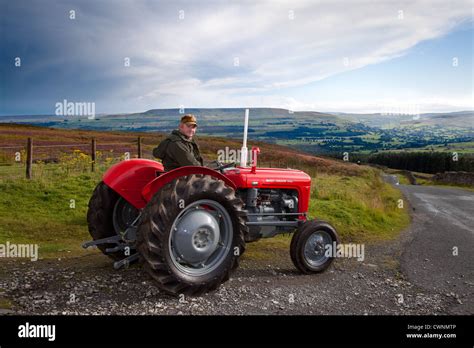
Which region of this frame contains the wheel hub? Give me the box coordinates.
[313,235,325,255]
[173,209,220,264]
[304,231,331,267]
[193,228,212,248]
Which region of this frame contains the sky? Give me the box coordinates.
[0,0,473,116]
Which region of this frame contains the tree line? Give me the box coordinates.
[366,152,474,173]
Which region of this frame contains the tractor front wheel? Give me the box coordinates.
[290,220,340,274]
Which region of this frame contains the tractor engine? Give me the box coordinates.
[238,188,299,242]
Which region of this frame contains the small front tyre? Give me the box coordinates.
[290,220,340,274]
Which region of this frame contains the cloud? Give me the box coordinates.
[1,0,472,114]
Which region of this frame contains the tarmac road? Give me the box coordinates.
[397,184,474,314]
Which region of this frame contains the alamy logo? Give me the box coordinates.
[18,322,56,341]
[324,242,365,262]
[55,99,96,119]
[0,241,38,261]
[217,146,256,163]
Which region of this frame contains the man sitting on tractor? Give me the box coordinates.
[153,114,204,171]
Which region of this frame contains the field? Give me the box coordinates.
[0,124,409,260]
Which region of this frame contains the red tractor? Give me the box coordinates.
[84,110,340,295]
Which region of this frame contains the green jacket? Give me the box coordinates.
[153,130,204,171]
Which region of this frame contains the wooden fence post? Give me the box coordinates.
[26,137,33,179]
[91,138,97,172]
[138,136,142,158]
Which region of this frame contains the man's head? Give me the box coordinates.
[178,114,198,139]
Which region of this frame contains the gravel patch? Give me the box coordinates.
[0,234,461,315]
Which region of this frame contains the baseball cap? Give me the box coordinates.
[180,114,197,126]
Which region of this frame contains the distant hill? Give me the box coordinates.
[0,107,348,134]
[329,110,474,129]
[1,108,472,154]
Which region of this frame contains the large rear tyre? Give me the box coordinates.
[290,220,340,274]
[87,181,139,261]
[136,174,247,295]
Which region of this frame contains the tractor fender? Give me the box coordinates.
[103,159,164,209]
[141,166,237,204]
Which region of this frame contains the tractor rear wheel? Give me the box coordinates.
[136,174,247,295]
[87,181,139,260]
[290,220,340,274]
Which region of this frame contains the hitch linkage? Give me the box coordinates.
[82,227,139,270]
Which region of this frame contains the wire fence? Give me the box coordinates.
[0,137,147,180]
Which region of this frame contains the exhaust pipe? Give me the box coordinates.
[240,108,249,167]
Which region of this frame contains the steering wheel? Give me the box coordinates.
[209,160,236,173]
